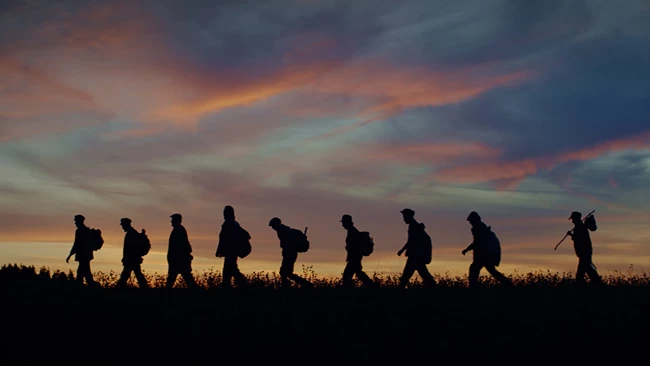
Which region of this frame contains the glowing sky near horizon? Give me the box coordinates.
[1,0,650,279]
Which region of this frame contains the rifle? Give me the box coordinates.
[554,210,595,251]
[304,227,308,235]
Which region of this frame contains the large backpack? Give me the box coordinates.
[585,215,597,232]
[358,231,374,257]
[237,227,252,258]
[291,227,310,253]
[419,230,432,264]
[138,229,151,257]
[486,227,501,267]
[88,228,104,251]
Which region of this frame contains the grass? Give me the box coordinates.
[2,263,649,364]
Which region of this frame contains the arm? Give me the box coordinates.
[216,229,225,257]
[66,230,80,263]
[462,243,474,255]
[462,227,478,255]
[397,237,409,256]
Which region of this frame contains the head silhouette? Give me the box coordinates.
[340,214,353,229]
[74,214,85,228]
[467,211,481,225]
[120,218,132,232]
[269,217,282,230]
[569,211,582,224]
[400,208,415,224]
[223,205,235,220]
[171,213,182,227]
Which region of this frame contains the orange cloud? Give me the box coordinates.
[145,59,531,133]
[147,62,340,126]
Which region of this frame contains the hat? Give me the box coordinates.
[74,214,85,222]
[569,211,582,220]
[467,211,481,222]
[120,218,132,225]
[170,213,182,220]
[340,214,352,222]
[400,208,415,216]
[269,217,281,226]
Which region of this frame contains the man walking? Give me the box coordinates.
[462,211,513,288]
[269,217,313,288]
[167,213,198,289]
[116,218,149,289]
[567,211,603,286]
[397,209,435,288]
[66,214,96,286]
[216,206,249,289]
[341,214,374,288]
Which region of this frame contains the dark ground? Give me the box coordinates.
[2,282,649,365]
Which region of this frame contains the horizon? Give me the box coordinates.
[2,0,650,279]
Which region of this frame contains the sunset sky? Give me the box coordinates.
[1,0,649,279]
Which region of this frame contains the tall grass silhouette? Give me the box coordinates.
[2,263,648,289]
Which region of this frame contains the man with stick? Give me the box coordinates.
[564,211,603,286]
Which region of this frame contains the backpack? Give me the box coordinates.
[585,215,597,232]
[358,231,374,257]
[291,227,310,253]
[138,229,151,257]
[88,228,104,251]
[486,227,501,267]
[237,227,252,259]
[417,230,432,264]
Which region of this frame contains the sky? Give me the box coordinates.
[1,0,649,280]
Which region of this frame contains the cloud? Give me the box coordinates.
[433,132,650,186]
[2,0,650,277]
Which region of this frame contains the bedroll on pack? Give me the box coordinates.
[585,215,597,232]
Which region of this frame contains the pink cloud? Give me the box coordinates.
[434,132,650,185]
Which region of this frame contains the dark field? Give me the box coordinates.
[2,264,649,364]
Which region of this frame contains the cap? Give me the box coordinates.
[569,211,582,220]
[120,218,132,225]
[74,214,85,222]
[170,213,182,220]
[340,214,352,222]
[269,217,281,226]
[467,211,481,222]
[400,208,415,216]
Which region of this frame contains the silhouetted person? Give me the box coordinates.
[116,218,149,288]
[397,209,435,288]
[567,211,603,285]
[215,205,248,289]
[341,214,374,288]
[166,213,198,289]
[66,214,96,286]
[462,211,513,287]
[269,217,313,288]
